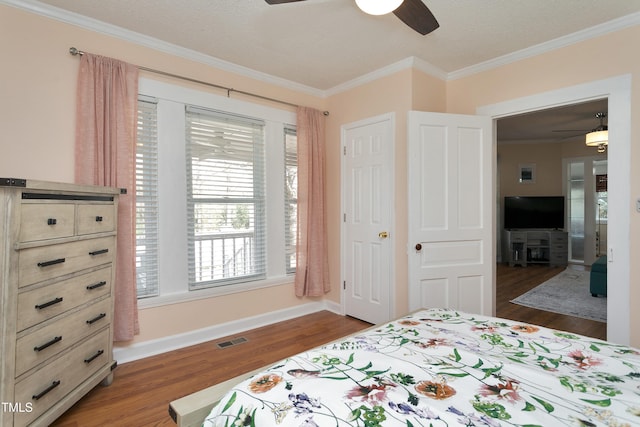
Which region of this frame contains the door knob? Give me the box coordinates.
[415,243,422,251]
[378,231,389,239]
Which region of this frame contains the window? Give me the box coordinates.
[186,107,266,289]
[135,95,159,298]
[284,126,297,273]
[135,78,296,302]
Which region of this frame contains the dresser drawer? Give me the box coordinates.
[19,204,75,243]
[17,266,112,331]
[14,328,110,426]
[77,203,116,235]
[18,236,115,288]
[15,298,111,377]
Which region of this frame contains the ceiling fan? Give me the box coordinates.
[264,0,440,35]
[553,112,608,152]
[553,112,608,136]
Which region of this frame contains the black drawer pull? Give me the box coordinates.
[47,218,57,225]
[34,336,62,352]
[35,297,64,310]
[95,215,103,222]
[86,280,107,290]
[37,258,66,267]
[86,313,107,325]
[32,380,61,400]
[88,249,109,256]
[84,349,105,364]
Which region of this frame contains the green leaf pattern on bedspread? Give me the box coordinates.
[203,308,640,426]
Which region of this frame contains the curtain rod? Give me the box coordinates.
[69,47,329,116]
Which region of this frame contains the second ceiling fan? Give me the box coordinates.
[264,0,440,35]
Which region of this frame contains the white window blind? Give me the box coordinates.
[136,95,160,298]
[284,126,297,273]
[186,106,267,289]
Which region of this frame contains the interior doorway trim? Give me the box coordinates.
[477,74,631,345]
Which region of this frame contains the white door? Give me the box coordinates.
[342,114,394,324]
[407,111,494,315]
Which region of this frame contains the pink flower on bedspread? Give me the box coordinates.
[471,325,499,333]
[415,338,452,349]
[568,350,603,370]
[478,378,522,403]
[346,383,394,404]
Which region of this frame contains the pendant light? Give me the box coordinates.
[355,0,404,15]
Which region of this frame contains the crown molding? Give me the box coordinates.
[5,0,640,96]
[2,0,326,99]
[325,57,448,96]
[448,11,640,81]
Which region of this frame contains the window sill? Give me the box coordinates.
[137,275,295,309]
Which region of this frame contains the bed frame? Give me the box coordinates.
[168,365,268,427]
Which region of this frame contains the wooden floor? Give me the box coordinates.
[495,263,606,340]
[52,264,606,426]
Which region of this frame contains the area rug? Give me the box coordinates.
[510,268,607,322]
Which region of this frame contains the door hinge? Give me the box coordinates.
[343,280,346,290]
[343,213,346,222]
[343,146,346,155]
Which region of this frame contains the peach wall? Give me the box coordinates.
[410,68,447,112]
[0,5,328,347]
[133,283,310,343]
[498,143,564,197]
[447,26,640,346]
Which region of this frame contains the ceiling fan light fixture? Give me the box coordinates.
[585,130,608,147]
[585,112,608,152]
[355,0,404,15]
[586,130,608,153]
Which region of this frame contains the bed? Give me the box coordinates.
[169,308,640,426]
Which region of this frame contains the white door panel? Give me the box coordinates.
[343,114,394,324]
[408,111,494,315]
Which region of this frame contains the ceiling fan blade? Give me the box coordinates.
[393,0,439,35]
[264,0,305,4]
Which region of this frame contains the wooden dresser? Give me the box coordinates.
[0,179,120,426]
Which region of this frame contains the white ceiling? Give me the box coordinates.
[8,0,637,143]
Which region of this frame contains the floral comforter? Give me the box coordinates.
[203,308,640,426]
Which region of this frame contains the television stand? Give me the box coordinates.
[503,230,568,267]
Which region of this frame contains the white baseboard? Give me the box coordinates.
[114,300,342,364]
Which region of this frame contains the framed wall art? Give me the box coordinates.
[518,163,536,184]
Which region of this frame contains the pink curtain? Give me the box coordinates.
[295,107,330,297]
[75,53,140,341]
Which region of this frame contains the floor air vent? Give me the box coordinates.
[216,337,248,349]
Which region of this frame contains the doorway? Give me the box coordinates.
[479,75,631,345]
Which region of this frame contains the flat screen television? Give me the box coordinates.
[504,196,565,230]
